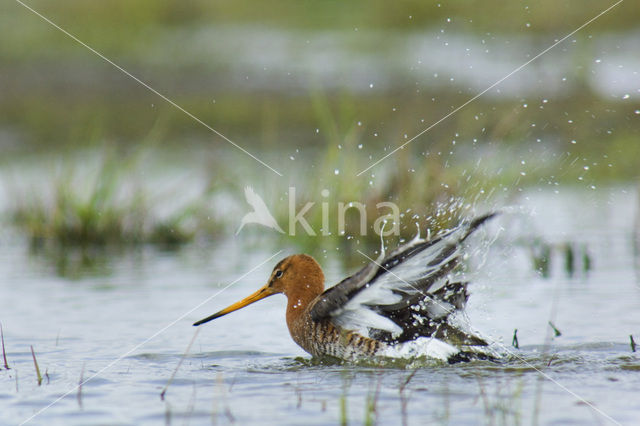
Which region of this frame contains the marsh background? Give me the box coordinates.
[1,1,639,425]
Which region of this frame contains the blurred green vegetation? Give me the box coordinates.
[2,0,638,168]
[9,148,219,249]
[5,0,638,40]
[1,0,638,269]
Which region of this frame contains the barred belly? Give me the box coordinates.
[292,318,386,360]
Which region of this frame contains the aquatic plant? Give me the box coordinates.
[399,370,417,426]
[247,90,488,263]
[527,238,592,279]
[477,376,524,426]
[9,150,218,250]
[78,363,85,409]
[30,345,42,386]
[1,322,9,370]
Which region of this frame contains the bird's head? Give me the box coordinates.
[193,254,325,326]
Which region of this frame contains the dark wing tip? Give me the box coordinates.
[462,212,498,241]
[309,212,498,324]
[470,212,499,228]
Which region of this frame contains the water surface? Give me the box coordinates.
[1,187,639,425]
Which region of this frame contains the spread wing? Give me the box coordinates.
[309,213,496,345]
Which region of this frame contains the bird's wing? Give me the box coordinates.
[309,214,496,343]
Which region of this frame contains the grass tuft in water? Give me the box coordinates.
[399,370,417,426]
[78,363,85,409]
[477,376,524,425]
[630,335,636,353]
[161,328,200,401]
[9,150,217,250]
[339,370,353,426]
[530,240,551,278]
[548,322,562,337]
[563,243,575,277]
[1,322,9,370]
[364,375,382,426]
[582,244,592,273]
[30,345,42,386]
[512,329,519,349]
[527,239,595,279]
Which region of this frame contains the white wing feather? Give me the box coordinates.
[330,225,470,337]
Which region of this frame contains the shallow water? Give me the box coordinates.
[1,186,639,425]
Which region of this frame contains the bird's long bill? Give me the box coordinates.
[193,285,275,326]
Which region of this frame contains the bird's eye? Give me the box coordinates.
[275,270,283,278]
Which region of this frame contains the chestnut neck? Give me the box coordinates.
[283,257,325,328]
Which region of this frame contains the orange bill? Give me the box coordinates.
[193,285,275,326]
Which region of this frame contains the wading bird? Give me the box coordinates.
[195,214,496,362]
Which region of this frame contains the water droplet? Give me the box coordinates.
[622,94,630,100]
[369,83,374,88]
[334,169,340,175]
